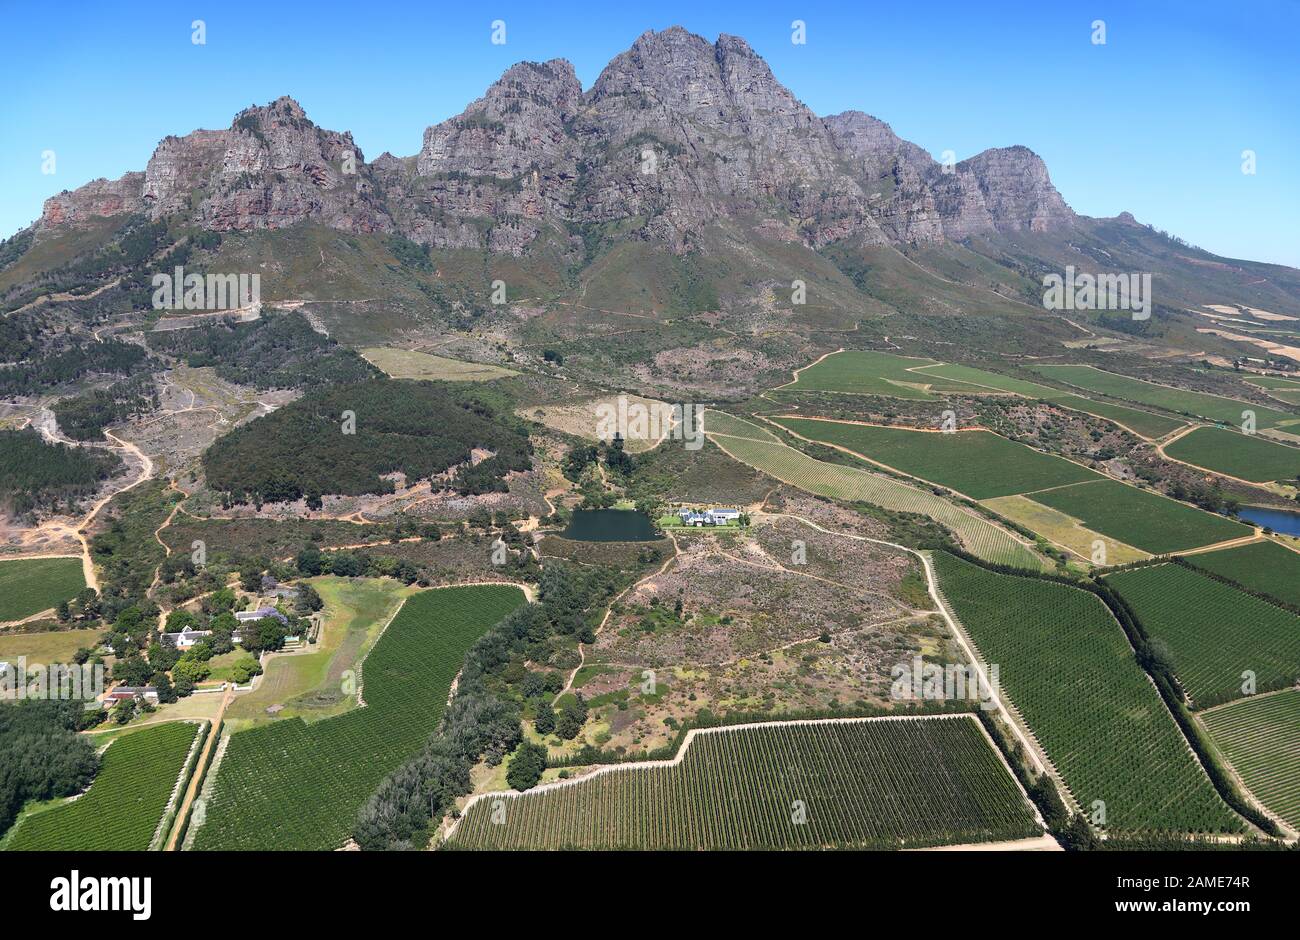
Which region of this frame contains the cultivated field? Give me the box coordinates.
[1201,689,1300,831]
[359,346,517,382]
[5,722,202,851]
[779,350,978,399]
[1026,480,1251,554]
[774,417,1099,500]
[932,552,1244,834]
[781,354,1187,438]
[0,556,85,622]
[1163,426,1300,483]
[450,716,1040,850]
[1105,564,1300,708]
[705,416,1044,569]
[1189,539,1300,606]
[981,495,1149,564]
[191,584,525,851]
[1033,364,1298,429]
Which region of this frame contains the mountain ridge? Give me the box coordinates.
[33,26,1076,257]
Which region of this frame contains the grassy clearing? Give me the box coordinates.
[0,627,102,665]
[1163,426,1300,483]
[1201,689,1300,831]
[1188,539,1300,607]
[192,584,526,851]
[224,576,413,725]
[706,420,1043,569]
[450,716,1039,849]
[1105,564,1300,708]
[932,552,1243,834]
[0,557,85,622]
[1026,480,1251,554]
[1032,364,1298,429]
[774,417,1099,500]
[360,346,517,382]
[6,722,201,851]
[519,394,675,453]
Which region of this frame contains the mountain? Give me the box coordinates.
[34,28,1075,255]
[11,24,1300,364]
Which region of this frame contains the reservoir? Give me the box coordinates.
[1237,506,1300,536]
[562,509,658,542]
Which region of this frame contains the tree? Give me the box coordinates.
[150,672,177,704]
[112,697,136,725]
[56,600,71,622]
[296,543,323,576]
[229,656,262,684]
[172,657,210,684]
[534,701,556,736]
[505,741,547,792]
[555,695,588,740]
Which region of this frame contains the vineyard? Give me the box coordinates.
[1163,426,1300,483]
[1189,539,1300,607]
[449,716,1040,850]
[1025,479,1250,554]
[773,417,1099,500]
[190,584,526,851]
[1105,564,1300,708]
[1200,689,1300,831]
[780,350,978,399]
[0,556,85,622]
[705,416,1044,569]
[931,552,1244,834]
[5,721,202,851]
[1031,364,1299,430]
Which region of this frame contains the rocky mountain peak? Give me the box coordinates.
[36,26,1076,255]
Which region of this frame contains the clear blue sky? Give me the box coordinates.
[2,0,1296,265]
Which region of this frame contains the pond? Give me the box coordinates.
[1236,506,1300,536]
[561,509,659,542]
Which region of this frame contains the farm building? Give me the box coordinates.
[106,686,159,705]
[234,607,288,625]
[161,628,212,650]
[676,507,742,526]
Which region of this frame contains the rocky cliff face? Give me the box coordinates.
[38,28,1074,254]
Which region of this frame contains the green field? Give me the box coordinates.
[705,415,1044,569]
[1189,540,1300,607]
[0,557,85,622]
[1033,364,1298,429]
[1241,375,1300,391]
[0,627,103,665]
[781,350,985,399]
[450,716,1040,849]
[192,584,526,850]
[1026,480,1251,554]
[1163,426,1300,483]
[1201,689,1300,831]
[1105,564,1300,708]
[908,363,1058,397]
[932,552,1243,834]
[774,417,1099,500]
[224,577,413,724]
[6,722,202,851]
[783,356,1187,438]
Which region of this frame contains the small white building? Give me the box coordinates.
[163,629,212,651]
